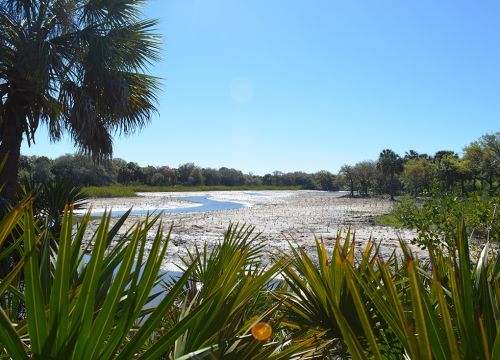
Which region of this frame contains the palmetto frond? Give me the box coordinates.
[0,0,160,158]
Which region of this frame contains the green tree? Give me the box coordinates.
[463,132,500,194]
[177,163,196,184]
[0,0,160,201]
[435,154,470,193]
[314,170,336,191]
[151,172,165,186]
[433,150,458,162]
[338,164,356,196]
[219,167,245,186]
[30,156,54,184]
[401,158,434,196]
[377,149,403,200]
[353,161,377,196]
[51,154,113,186]
[202,167,222,186]
[188,167,204,186]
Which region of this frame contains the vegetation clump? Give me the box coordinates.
[385,191,499,247]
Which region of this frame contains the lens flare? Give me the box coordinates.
[251,322,272,341]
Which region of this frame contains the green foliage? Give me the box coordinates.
[20,154,334,190]
[377,149,404,200]
[281,225,499,359]
[352,161,377,196]
[389,192,499,247]
[463,132,500,193]
[18,178,88,231]
[280,230,367,356]
[51,155,116,186]
[83,185,138,198]
[374,213,405,227]
[0,0,161,200]
[349,226,497,359]
[162,224,316,358]
[338,164,357,196]
[401,157,435,196]
[0,202,214,359]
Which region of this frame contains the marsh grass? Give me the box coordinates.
[83,185,302,197]
[374,213,405,227]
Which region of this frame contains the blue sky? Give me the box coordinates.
[22,0,500,175]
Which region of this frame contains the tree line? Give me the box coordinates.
[18,156,338,191]
[19,132,498,196]
[337,132,499,198]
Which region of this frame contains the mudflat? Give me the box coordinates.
[82,190,422,269]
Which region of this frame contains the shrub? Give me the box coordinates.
[388,191,499,248]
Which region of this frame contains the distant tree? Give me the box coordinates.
[177,163,197,184]
[291,172,316,189]
[262,174,274,186]
[142,166,157,185]
[188,167,204,186]
[338,165,356,196]
[159,167,178,185]
[127,162,145,184]
[403,150,431,162]
[0,0,160,201]
[202,168,222,186]
[18,155,54,183]
[219,167,245,186]
[463,132,500,194]
[433,150,458,162]
[244,174,263,186]
[353,161,377,196]
[280,173,295,186]
[377,149,403,200]
[404,150,420,162]
[31,156,54,184]
[18,155,33,180]
[314,171,336,191]
[434,154,470,193]
[151,173,166,186]
[51,155,112,186]
[117,166,134,185]
[401,158,434,196]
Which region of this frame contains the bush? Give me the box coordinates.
[388,191,499,248]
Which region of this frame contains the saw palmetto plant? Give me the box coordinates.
[0,201,211,359]
[281,226,499,359]
[0,194,497,359]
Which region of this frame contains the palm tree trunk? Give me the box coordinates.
[0,112,23,205]
[0,106,24,278]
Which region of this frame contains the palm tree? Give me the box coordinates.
[377,149,403,200]
[0,0,160,201]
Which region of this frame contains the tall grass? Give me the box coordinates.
[83,185,138,197]
[83,185,302,198]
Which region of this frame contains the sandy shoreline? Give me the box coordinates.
[81,190,422,270]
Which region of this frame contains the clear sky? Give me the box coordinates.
[22,0,500,175]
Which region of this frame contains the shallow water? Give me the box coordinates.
[90,195,246,217]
